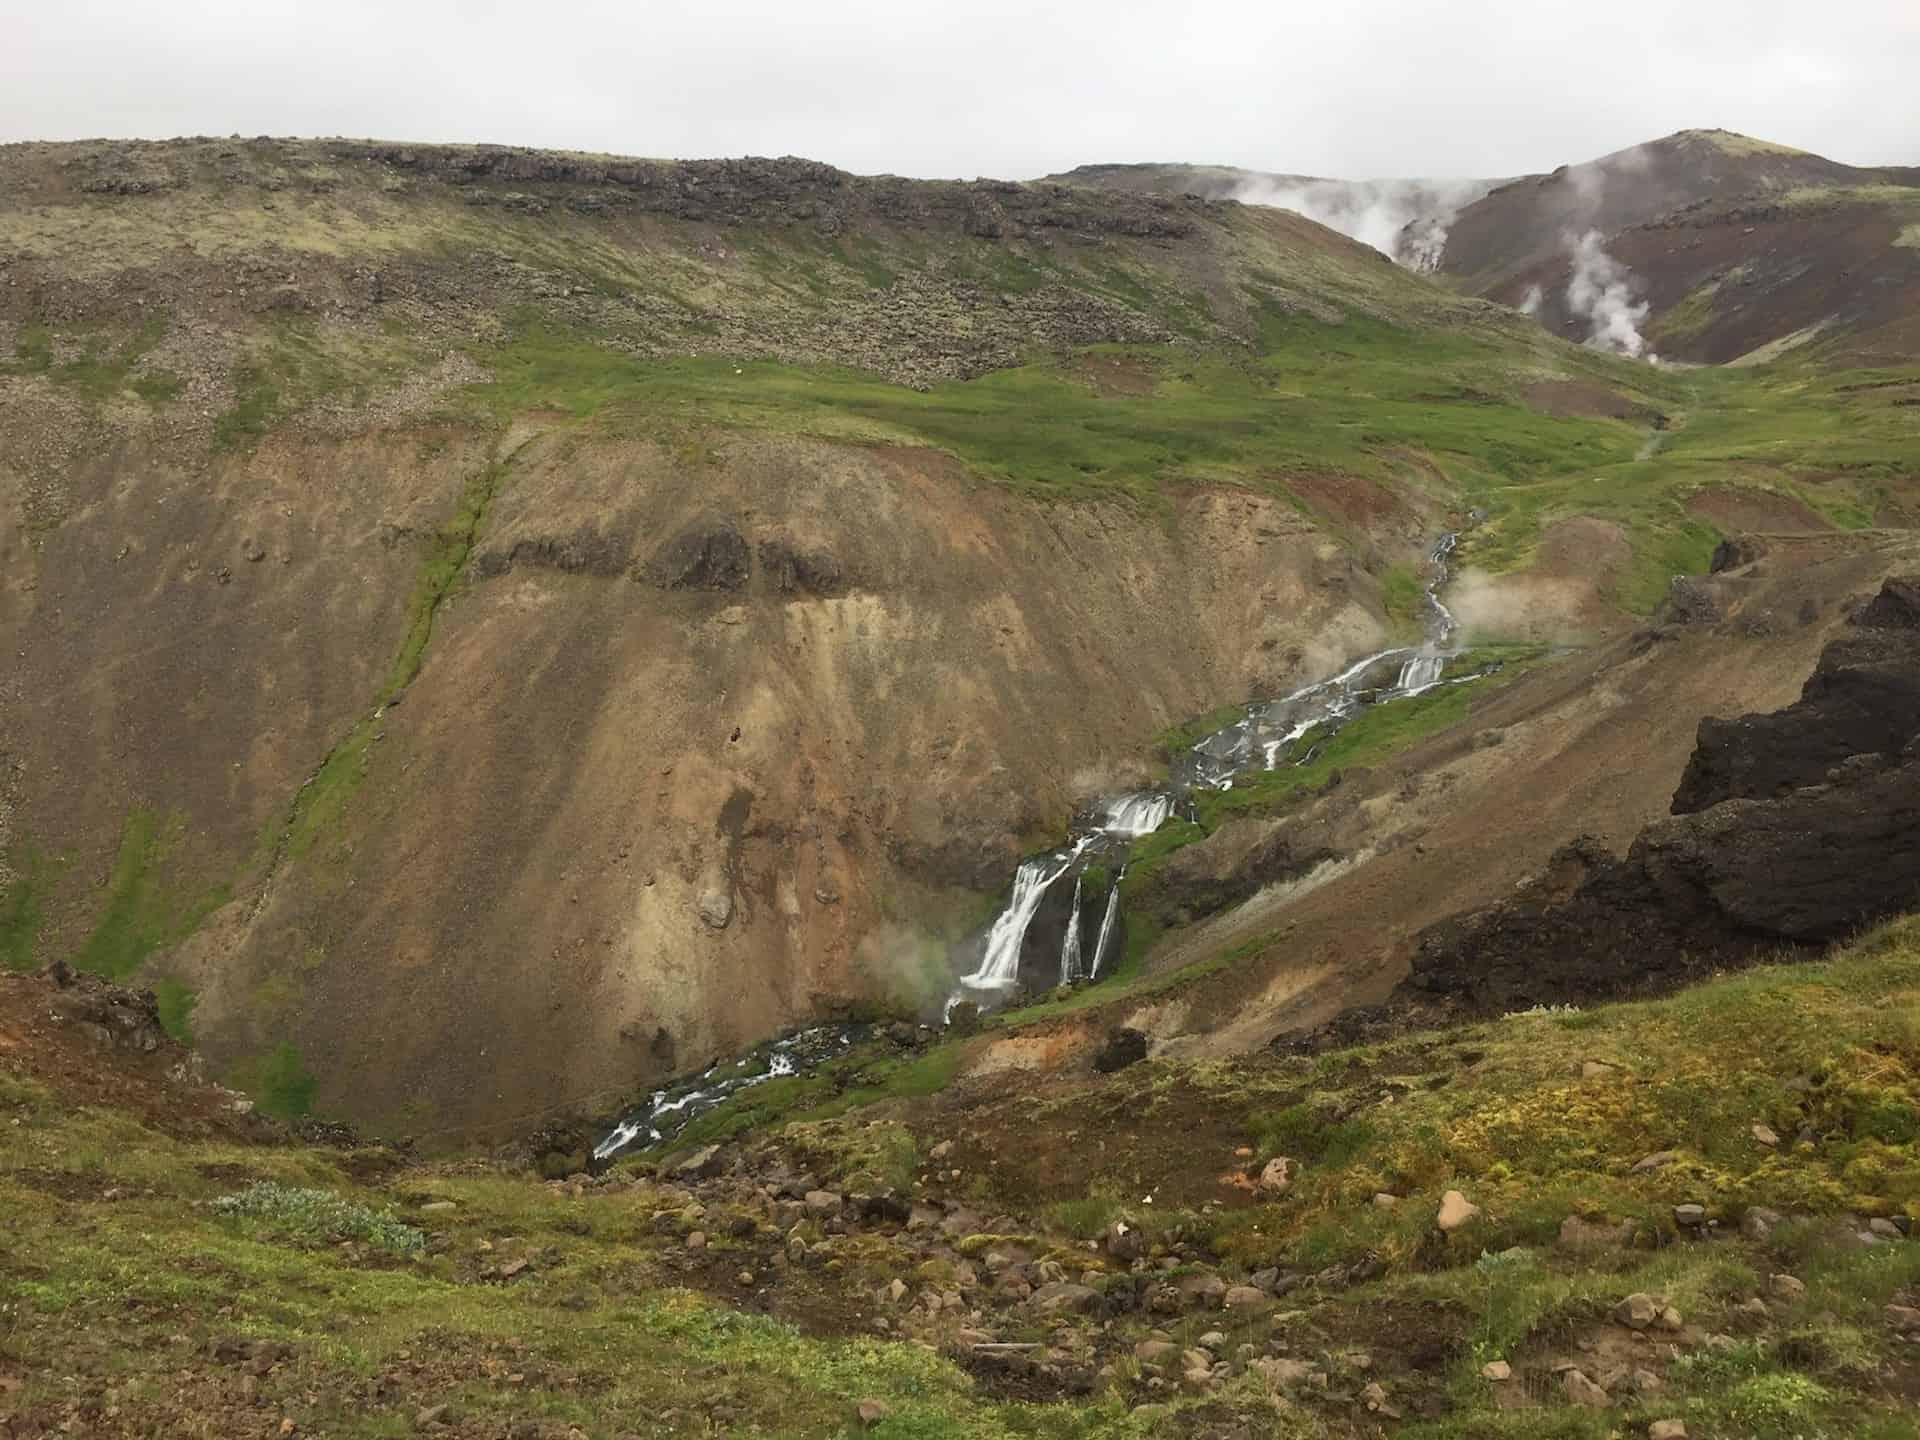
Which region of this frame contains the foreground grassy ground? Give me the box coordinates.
[6,919,1919,1437]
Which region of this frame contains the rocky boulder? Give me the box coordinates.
[1093,1027,1149,1073]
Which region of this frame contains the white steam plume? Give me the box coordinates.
[1565,229,1652,359]
[1518,284,1544,316]
[1230,176,1494,271]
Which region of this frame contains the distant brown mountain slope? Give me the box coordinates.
[1434,129,1920,363]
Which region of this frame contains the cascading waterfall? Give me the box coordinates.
[1057,875,1085,986]
[1391,534,1459,696]
[1089,873,1123,979]
[1104,793,1173,837]
[598,533,1478,1160]
[958,838,1091,992]
[947,530,1469,1013]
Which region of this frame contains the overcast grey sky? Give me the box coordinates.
[4,0,1916,180]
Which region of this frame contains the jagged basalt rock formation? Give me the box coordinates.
[473,527,632,579]
[1671,601,1920,813]
[1398,577,1920,1013]
[758,537,847,598]
[42,964,171,1054]
[648,516,752,591]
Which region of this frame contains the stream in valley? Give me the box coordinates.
[594,535,1469,1161]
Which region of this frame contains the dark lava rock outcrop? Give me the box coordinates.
[648,517,751,591]
[1093,1027,1150,1073]
[1671,586,1920,813]
[1397,576,1920,1015]
[758,537,847,598]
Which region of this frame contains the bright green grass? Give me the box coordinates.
[1,841,61,972]
[454,312,1657,509]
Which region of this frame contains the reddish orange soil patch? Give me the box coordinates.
[1284,471,1409,529]
[1066,353,1160,396]
[1521,380,1657,422]
[1684,485,1831,534]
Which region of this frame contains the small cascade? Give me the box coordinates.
[1089,873,1123,979]
[958,839,1088,992]
[1103,792,1173,837]
[1388,532,1460,696]
[1057,875,1085,985]
[591,1024,861,1162]
[1394,653,1446,693]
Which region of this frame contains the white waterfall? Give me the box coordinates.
[1103,792,1173,837]
[1057,875,1084,985]
[958,839,1089,991]
[1395,653,1446,694]
[1089,874,1123,979]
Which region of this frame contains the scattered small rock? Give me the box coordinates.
[1563,1369,1612,1408]
[696,888,734,930]
[1741,1206,1784,1241]
[1134,1339,1179,1366]
[1481,1360,1512,1381]
[855,1397,891,1429]
[1252,1356,1314,1386]
[1223,1285,1271,1312]
[1751,1124,1780,1147]
[1649,1421,1688,1440]
[1258,1156,1294,1195]
[1360,1380,1400,1417]
[1437,1190,1480,1231]
[1631,1151,1679,1174]
[1769,1274,1806,1301]
[1673,1203,1707,1229]
[1613,1293,1681,1332]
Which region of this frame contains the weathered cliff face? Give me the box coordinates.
[1400,576,1920,1014]
[5,411,1391,1135]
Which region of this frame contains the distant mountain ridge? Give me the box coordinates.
[1046,130,1920,362]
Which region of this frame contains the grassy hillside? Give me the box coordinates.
[6,919,1919,1437]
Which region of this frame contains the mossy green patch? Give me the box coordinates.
[1,841,61,972]
[284,456,506,862]
[232,1041,319,1120]
[153,978,198,1043]
[73,809,229,982]
[1,313,169,399]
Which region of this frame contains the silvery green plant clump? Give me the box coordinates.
[212,1181,425,1255]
